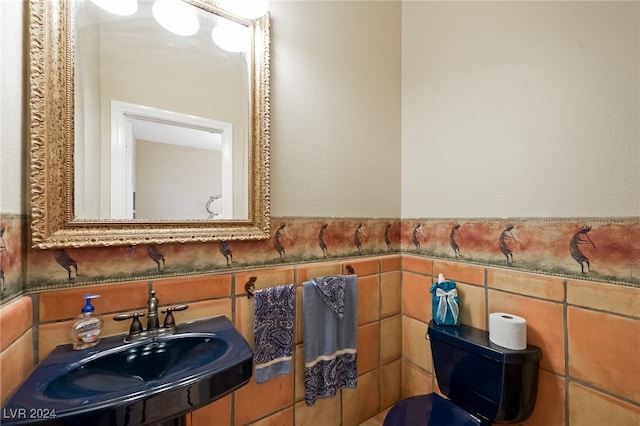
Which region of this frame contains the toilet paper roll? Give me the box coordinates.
[489,312,527,350]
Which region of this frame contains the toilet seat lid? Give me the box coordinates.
[383,393,483,426]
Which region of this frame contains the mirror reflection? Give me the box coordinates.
[28,0,271,248]
[74,0,250,220]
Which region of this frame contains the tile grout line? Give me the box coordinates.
[31,293,39,365]
[377,259,383,418]
[293,265,298,426]
[230,272,236,426]
[484,267,489,331]
[563,279,570,426]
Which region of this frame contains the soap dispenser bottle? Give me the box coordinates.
[71,294,103,350]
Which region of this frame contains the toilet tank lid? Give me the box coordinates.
[428,320,541,364]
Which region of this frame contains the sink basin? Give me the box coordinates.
[44,333,228,398]
[1,315,253,425]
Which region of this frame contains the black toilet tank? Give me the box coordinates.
[427,320,542,424]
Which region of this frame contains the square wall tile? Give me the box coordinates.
[357,275,380,325]
[102,314,131,338]
[251,407,293,426]
[432,260,484,286]
[401,271,431,323]
[0,330,33,405]
[190,394,231,426]
[488,291,565,374]
[380,359,401,410]
[152,273,231,304]
[294,397,340,426]
[347,258,380,276]
[456,282,485,329]
[402,256,432,275]
[373,408,392,425]
[39,281,149,322]
[487,268,564,302]
[401,360,432,399]
[236,267,295,295]
[358,415,383,426]
[523,370,565,426]
[358,322,380,374]
[569,382,640,426]
[236,292,257,347]
[380,271,401,318]
[342,369,380,426]
[178,298,232,323]
[296,262,343,284]
[380,255,401,273]
[38,320,74,360]
[0,296,32,351]
[402,316,431,374]
[235,374,293,425]
[567,279,640,317]
[380,315,402,364]
[568,307,640,402]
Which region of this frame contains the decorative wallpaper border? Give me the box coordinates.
[0,215,638,305]
[0,214,25,303]
[402,217,639,287]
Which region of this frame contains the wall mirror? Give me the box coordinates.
[29,0,271,248]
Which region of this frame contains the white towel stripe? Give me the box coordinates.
[255,356,293,370]
[304,348,357,368]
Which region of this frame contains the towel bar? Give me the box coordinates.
[245,265,356,299]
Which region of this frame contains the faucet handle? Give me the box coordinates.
[114,312,146,337]
[161,304,189,328]
[161,304,188,313]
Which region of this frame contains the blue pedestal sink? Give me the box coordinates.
[1,315,253,425]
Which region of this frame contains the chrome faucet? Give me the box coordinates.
[114,290,189,342]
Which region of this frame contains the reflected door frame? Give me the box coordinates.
[110,100,233,220]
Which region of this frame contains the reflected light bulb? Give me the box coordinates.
[212,20,250,52]
[90,0,138,16]
[152,0,200,36]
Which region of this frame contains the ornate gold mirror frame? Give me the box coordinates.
[28,0,270,249]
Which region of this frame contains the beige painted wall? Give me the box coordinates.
[1,1,638,220]
[0,0,25,215]
[401,1,640,218]
[269,1,402,218]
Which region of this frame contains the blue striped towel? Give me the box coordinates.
[253,284,296,384]
[303,275,358,405]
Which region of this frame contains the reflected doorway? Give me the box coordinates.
[110,101,233,220]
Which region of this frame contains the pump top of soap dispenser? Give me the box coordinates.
[81,294,100,314]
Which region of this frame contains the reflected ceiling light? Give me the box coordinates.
[90,0,138,16]
[216,0,269,20]
[212,20,249,52]
[152,0,200,36]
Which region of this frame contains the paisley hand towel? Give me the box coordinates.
[303,274,358,406]
[253,284,296,384]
